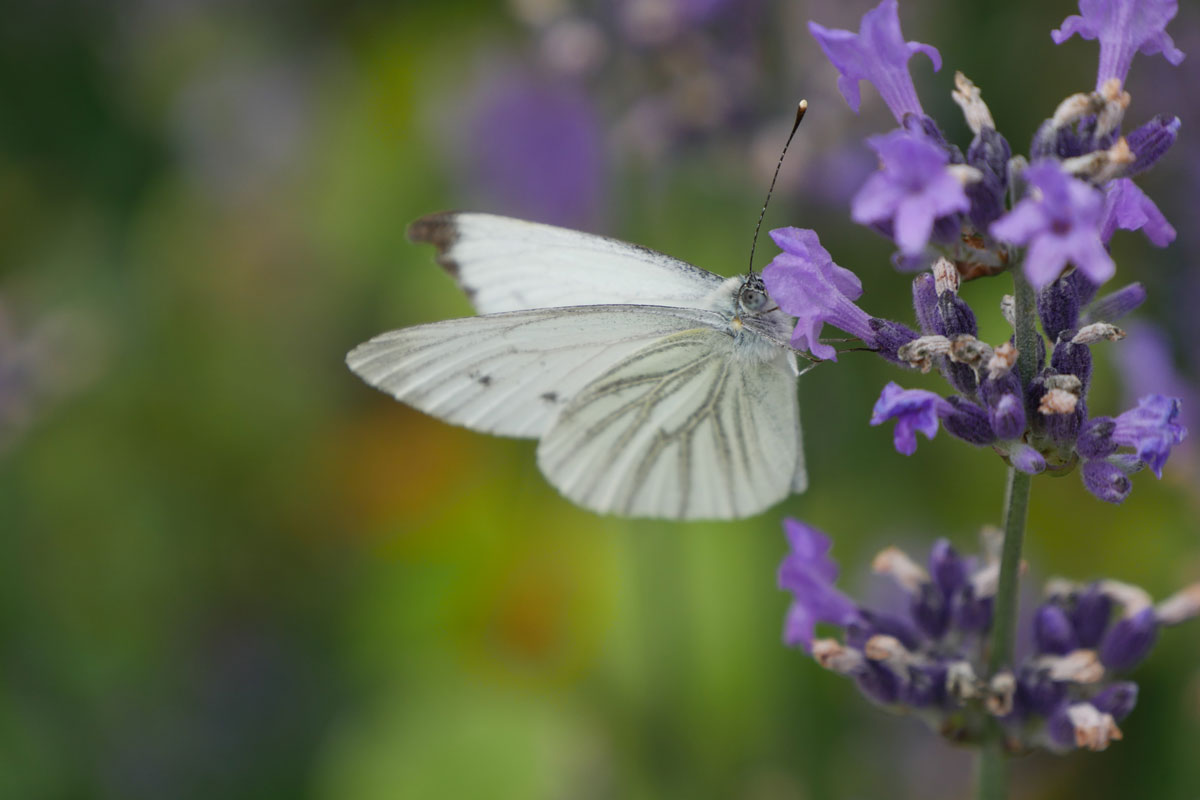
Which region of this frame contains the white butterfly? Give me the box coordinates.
[346,212,808,520]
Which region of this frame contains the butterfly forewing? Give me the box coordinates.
[345,305,731,439]
[409,212,726,314]
[536,329,799,519]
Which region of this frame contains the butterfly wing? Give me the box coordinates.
[345,305,730,439]
[536,329,801,519]
[408,212,726,314]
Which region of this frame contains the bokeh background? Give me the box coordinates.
[2,0,1197,797]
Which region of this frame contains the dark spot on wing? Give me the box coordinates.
[469,370,492,386]
[541,391,559,403]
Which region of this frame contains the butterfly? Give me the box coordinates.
[346,211,810,520]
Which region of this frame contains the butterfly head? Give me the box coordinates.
[737,274,771,315]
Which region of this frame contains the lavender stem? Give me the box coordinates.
[977,268,1037,800]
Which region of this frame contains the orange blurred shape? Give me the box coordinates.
[321,401,490,544]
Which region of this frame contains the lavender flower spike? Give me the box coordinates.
[1100,178,1176,246]
[778,519,861,650]
[1111,394,1188,477]
[870,382,954,455]
[1051,0,1185,89]
[763,228,878,360]
[808,0,941,123]
[990,161,1113,289]
[852,130,971,255]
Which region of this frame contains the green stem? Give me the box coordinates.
[976,268,1039,800]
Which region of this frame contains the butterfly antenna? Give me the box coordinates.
[747,99,808,276]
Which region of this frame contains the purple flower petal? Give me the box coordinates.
[1052,0,1185,89]
[808,0,940,123]
[1100,178,1176,246]
[991,161,1114,289]
[869,382,953,455]
[763,228,877,360]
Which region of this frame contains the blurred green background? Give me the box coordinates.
[1,1,1197,798]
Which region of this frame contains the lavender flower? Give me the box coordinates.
[869,382,952,454]
[780,525,1200,753]
[762,228,878,360]
[808,0,941,123]
[851,130,971,255]
[778,519,862,650]
[990,161,1114,289]
[1051,0,1185,89]
[1109,394,1188,476]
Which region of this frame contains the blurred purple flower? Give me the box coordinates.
[778,519,860,650]
[465,72,606,228]
[1111,394,1188,477]
[1051,0,1185,89]
[852,130,970,255]
[990,161,1113,289]
[762,227,877,360]
[1100,178,1176,246]
[870,382,953,455]
[808,0,941,123]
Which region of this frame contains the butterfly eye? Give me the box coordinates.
[738,281,770,313]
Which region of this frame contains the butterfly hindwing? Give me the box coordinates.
[536,328,800,519]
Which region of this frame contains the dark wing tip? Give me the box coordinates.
[406,211,461,247]
[407,211,463,278]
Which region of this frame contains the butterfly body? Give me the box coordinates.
[346,212,806,520]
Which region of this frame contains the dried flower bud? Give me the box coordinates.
[873,546,930,593]
[952,71,994,134]
[1072,322,1125,344]
[985,670,1016,716]
[1000,294,1015,327]
[1037,649,1105,683]
[1040,387,1080,415]
[1155,584,1200,626]
[946,660,981,702]
[812,639,865,674]
[1066,704,1123,751]
[932,257,959,295]
[897,335,952,372]
[986,341,1018,379]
